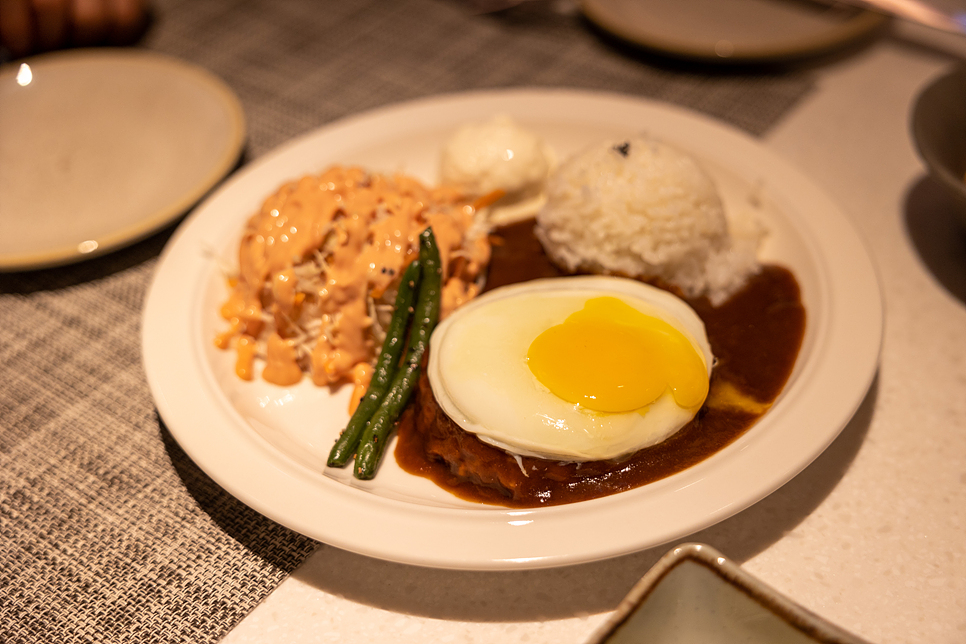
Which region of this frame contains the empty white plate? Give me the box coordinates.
[0,49,245,271]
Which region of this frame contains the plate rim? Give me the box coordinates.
[0,48,246,271]
[579,0,888,63]
[142,87,883,570]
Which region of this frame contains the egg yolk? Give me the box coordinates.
[526,296,709,413]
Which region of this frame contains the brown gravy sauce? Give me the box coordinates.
[395,219,806,507]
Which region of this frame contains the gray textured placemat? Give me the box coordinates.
[145,0,816,159]
[0,1,817,642]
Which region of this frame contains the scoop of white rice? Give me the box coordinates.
[535,135,761,304]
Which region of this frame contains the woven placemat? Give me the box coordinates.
[0,1,816,642]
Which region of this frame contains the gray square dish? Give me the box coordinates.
[587,543,873,644]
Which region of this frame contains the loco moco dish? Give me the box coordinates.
[215,123,805,507]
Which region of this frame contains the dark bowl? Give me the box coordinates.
[911,65,966,228]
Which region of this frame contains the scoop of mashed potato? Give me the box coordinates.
[535,136,762,304]
[440,115,554,224]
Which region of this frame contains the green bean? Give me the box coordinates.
[327,259,421,468]
[354,227,442,480]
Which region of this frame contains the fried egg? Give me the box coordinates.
[427,276,714,462]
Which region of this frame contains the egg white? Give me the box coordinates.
[427,276,714,462]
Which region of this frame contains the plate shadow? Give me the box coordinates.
[158,417,319,572]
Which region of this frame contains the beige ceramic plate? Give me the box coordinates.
[0,49,245,271]
[143,88,882,570]
[581,0,888,63]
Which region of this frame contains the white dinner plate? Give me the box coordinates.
[580,0,887,63]
[142,88,882,570]
[0,49,245,271]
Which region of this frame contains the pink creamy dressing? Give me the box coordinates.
[216,166,490,401]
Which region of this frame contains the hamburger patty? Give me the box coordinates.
[409,369,526,501]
